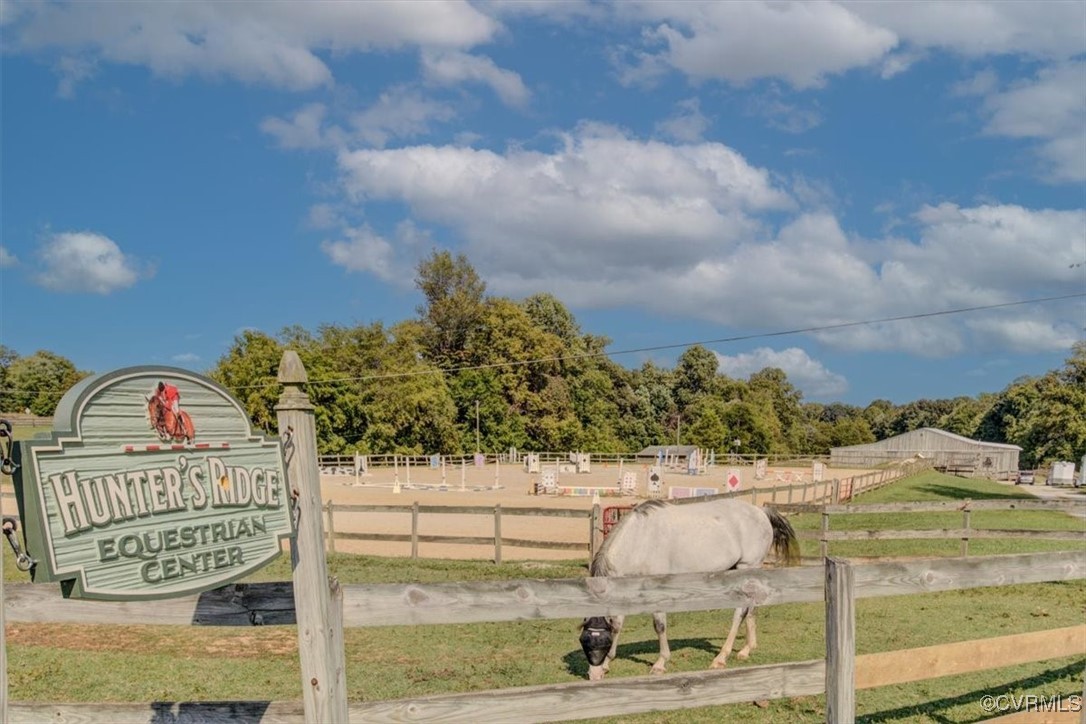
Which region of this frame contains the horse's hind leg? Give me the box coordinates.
[711,606,747,669]
[651,612,670,674]
[736,606,757,660]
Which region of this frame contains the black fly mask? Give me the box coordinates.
[579,617,614,667]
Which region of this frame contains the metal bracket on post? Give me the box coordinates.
[1,518,33,573]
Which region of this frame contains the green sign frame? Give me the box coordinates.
[12,366,295,600]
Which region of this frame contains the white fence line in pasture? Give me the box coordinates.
[776,498,1086,558]
[6,550,1084,723]
[317,451,836,471]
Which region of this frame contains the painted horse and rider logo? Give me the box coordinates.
[147,380,195,444]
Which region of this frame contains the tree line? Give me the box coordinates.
[2,252,1083,468]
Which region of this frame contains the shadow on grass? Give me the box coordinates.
[858,659,1085,724]
[562,637,721,678]
[914,484,1031,501]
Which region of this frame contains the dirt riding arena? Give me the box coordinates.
[319,461,867,561]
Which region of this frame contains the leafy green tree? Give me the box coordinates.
[683,396,729,451]
[826,416,876,448]
[672,345,719,412]
[415,250,486,365]
[720,400,777,455]
[210,330,283,434]
[747,367,804,452]
[0,345,20,411]
[863,399,896,440]
[3,350,88,416]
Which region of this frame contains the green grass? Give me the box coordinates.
[5,470,1085,723]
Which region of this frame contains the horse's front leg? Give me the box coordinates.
[603,614,624,674]
[651,611,671,674]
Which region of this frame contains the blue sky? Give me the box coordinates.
[1,0,1084,406]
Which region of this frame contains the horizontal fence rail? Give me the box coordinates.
[6,550,1083,628]
[15,624,1084,724]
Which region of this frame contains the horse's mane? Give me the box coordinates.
[589,499,672,577]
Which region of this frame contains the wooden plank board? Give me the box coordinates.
[350,660,826,723]
[5,551,1083,628]
[855,625,1086,689]
[8,662,824,723]
[331,504,590,518]
[9,700,304,723]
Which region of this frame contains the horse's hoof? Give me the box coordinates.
[710,660,727,669]
[650,666,666,675]
[736,650,751,660]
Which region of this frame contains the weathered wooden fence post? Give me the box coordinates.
[325,501,337,554]
[820,511,831,559]
[961,507,971,558]
[825,556,856,724]
[494,504,503,564]
[277,351,349,724]
[589,503,601,562]
[411,501,420,559]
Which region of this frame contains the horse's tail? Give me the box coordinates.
[764,507,800,567]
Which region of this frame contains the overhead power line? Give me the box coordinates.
[293,292,1086,389]
[1,292,1082,396]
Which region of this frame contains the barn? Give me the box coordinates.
[830,427,1020,476]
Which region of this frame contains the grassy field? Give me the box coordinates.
[4,471,1084,723]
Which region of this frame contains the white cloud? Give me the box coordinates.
[172,352,201,364]
[978,62,1086,183]
[715,347,848,397]
[34,231,150,294]
[334,124,1081,355]
[421,50,530,108]
[611,1,1084,94]
[0,246,17,267]
[54,55,97,98]
[6,1,499,93]
[615,1,897,89]
[745,85,823,133]
[321,220,430,286]
[337,124,793,280]
[847,1,1086,60]
[655,97,711,142]
[260,103,332,150]
[306,203,341,230]
[350,86,458,147]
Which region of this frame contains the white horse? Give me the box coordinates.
[578,498,799,681]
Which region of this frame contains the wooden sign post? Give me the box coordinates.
[277,351,348,724]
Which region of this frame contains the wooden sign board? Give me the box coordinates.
[12,366,294,600]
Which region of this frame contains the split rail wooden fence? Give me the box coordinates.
[776,499,1086,558]
[6,549,1084,722]
[318,463,924,563]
